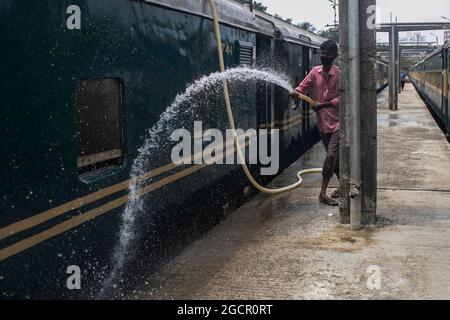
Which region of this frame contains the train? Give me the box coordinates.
[375,60,389,93]
[0,0,389,299]
[409,42,449,137]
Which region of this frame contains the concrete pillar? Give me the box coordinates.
[339,1,351,224]
[339,0,377,226]
[359,0,377,225]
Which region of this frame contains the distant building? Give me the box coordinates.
[445,31,450,43]
[399,32,427,44]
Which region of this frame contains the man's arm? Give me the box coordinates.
[313,97,339,112]
[330,96,339,111]
[290,70,315,97]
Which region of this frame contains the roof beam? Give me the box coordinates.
[376,22,450,32]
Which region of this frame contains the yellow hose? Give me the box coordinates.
[207,0,322,194]
[295,93,317,107]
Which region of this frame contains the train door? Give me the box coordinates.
[301,46,311,138]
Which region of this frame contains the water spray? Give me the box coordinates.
[99,2,325,297]
[207,0,322,194]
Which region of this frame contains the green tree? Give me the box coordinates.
[318,29,340,42]
[234,0,268,12]
[273,14,293,24]
[297,22,316,33]
[253,1,267,12]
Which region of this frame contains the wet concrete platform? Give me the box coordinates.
[134,84,450,299]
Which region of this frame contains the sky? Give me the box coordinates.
[257,0,450,44]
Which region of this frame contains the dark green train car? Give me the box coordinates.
[1,0,329,298]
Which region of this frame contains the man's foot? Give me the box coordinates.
[331,189,339,199]
[319,194,339,206]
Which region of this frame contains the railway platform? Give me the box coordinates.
[134,84,450,299]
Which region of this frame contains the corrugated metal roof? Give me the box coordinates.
[254,11,327,47]
[144,0,274,36]
[143,0,327,47]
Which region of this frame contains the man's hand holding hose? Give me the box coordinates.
[289,90,333,112]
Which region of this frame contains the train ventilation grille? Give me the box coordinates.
[238,41,254,66]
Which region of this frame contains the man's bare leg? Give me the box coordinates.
[319,176,338,206]
[319,131,339,206]
[331,148,340,199]
[331,171,340,198]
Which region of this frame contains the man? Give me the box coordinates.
[400,70,407,92]
[290,40,340,206]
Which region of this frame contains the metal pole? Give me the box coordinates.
[329,0,338,26]
[348,0,362,231]
[398,45,402,94]
[399,46,402,93]
[395,29,400,104]
[395,19,401,96]
[389,21,395,110]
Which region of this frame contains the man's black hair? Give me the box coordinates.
[320,40,338,55]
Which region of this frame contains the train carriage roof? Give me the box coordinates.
[145,0,274,35]
[253,10,326,48]
[427,45,445,59]
[409,41,448,70]
[144,0,326,47]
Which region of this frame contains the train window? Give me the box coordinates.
[74,79,123,176]
[237,41,255,66]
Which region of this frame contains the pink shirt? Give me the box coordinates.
[295,65,340,133]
